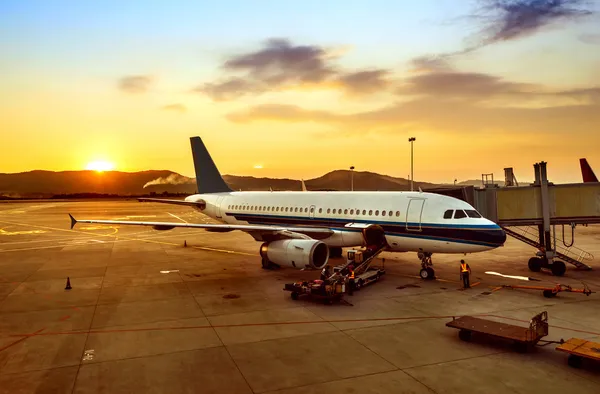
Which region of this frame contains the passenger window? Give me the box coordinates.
[369,210,373,215]
[276,207,280,212]
[362,210,366,215]
[454,210,467,219]
[305,207,308,213]
[382,211,386,216]
[389,210,393,217]
[310,207,314,213]
[443,210,453,219]
[465,210,482,218]
[344,209,348,214]
[318,208,321,213]
[332,209,336,214]
[375,210,379,216]
[395,211,400,216]
[350,209,354,215]
[327,208,331,214]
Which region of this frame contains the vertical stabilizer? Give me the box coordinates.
[580,158,598,183]
[190,137,232,194]
[301,179,307,191]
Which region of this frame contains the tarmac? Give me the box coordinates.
[1,200,600,393]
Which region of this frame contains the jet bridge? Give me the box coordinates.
[427,161,600,276]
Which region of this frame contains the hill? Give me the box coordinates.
[0,169,479,198]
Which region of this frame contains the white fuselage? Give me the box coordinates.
[184,191,506,254]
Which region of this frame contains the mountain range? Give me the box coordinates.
[0,169,503,198]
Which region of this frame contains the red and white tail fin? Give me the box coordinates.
[580,158,598,183]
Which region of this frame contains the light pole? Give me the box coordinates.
[408,137,416,191]
[350,166,355,191]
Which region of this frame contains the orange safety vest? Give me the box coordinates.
[349,270,355,279]
[461,263,469,273]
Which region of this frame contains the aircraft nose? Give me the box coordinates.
[487,222,506,247]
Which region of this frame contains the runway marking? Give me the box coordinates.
[0,227,47,236]
[0,328,46,353]
[168,212,188,223]
[0,219,255,256]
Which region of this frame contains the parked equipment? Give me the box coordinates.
[556,338,600,368]
[283,279,346,304]
[446,311,549,353]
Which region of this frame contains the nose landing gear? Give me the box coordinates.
[418,252,435,280]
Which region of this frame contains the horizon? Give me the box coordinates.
[2,1,599,184]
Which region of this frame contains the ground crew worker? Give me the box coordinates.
[320,265,331,281]
[348,264,356,295]
[460,259,471,289]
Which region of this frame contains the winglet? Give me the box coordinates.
[69,214,77,230]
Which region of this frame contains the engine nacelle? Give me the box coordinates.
[260,239,329,270]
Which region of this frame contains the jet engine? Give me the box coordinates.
[260,239,329,270]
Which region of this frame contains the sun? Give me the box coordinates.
[86,160,115,172]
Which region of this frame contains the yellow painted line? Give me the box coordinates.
[168,212,188,223]
[0,228,47,236]
[0,219,254,256]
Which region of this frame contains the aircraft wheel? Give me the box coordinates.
[426,267,435,280]
[528,257,542,272]
[420,268,434,280]
[291,292,299,300]
[551,260,566,277]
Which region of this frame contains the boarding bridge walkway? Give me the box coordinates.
[427,162,600,275]
[501,226,593,270]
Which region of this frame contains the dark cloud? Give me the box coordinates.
[118,75,153,93]
[409,56,453,73]
[477,0,593,45]
[194,38,392,100]
[579,33,600,44]
[222,38,337,84]
[336,69,391,95]
[226,98,600,139]
[193,78,260,101]
[396,71,539,100]
[161,104,187,113]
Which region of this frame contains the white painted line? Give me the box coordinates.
[168,212,188,223]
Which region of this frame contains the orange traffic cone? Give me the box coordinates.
[65,277,72,290]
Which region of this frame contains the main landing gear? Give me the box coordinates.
[418,252,435,280]
[329,247,343,258]
[528,257,566,277]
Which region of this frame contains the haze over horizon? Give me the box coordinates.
[2,0,599,184]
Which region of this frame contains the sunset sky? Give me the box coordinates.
[1,0,599,183]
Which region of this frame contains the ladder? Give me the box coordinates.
[502,226,593,270]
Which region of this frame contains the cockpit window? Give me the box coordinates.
[443,210,453,219]
[454,210,467,219]
[465,209,482,218]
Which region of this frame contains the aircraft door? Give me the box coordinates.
[405,198,425,231]
[215,196,225,219]
[309,205,316,219]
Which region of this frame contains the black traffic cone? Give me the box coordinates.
[184,240,187,247]
[65,277,72,290]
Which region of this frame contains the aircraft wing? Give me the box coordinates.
[137,198,206,208]
[68,214,334,240]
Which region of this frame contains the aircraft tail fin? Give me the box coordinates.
[580,158,598,183]
[189,137,232,194]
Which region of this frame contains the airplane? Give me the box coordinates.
[69,136,507,280]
